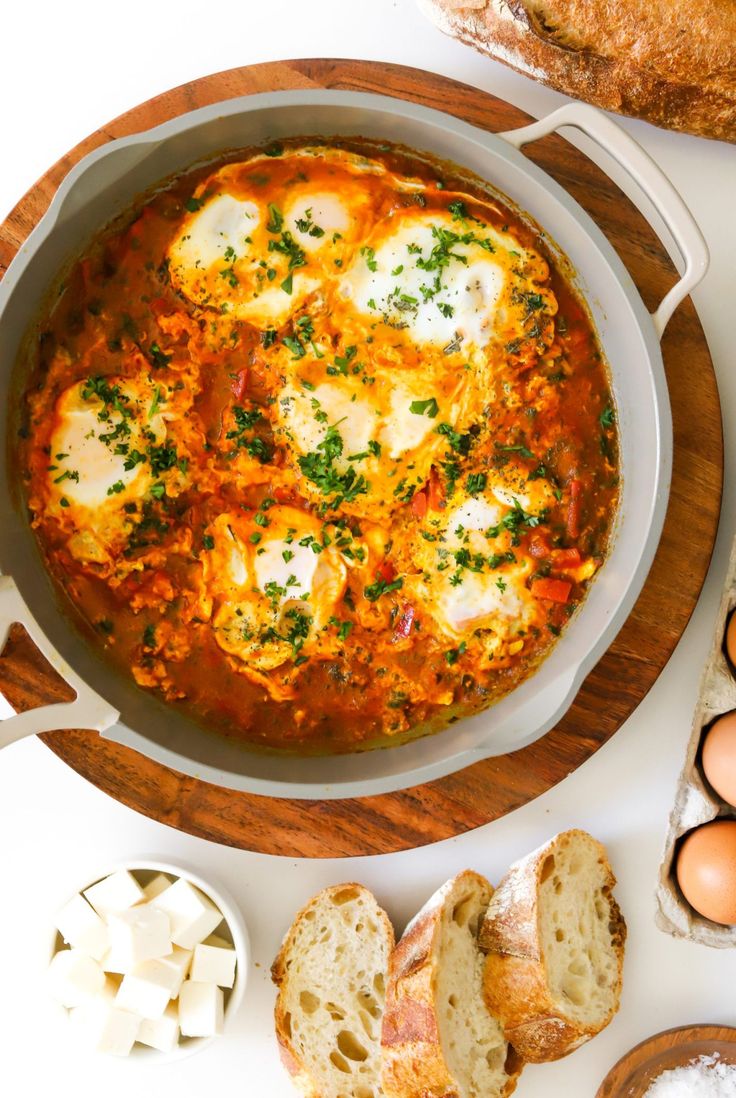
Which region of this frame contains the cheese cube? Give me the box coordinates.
[157,946,192,998]
[55,894,109,961]
[178,981,224,1037]
[141,873,172,902]
[100,945,134,976]
[115,959,179,1020]
[84,871,144,917]
[47,949,105,1008]
[106,903,171,970]
[137,1002,180,1053]
[153,879,222,950]
[191,935,236,989]
[70,1002,141,1057]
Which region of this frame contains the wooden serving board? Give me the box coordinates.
[0,60,722,857]
[596,1024,736,1096]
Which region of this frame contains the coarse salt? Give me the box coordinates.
[644,1053,736,1097]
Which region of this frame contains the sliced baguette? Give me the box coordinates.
[381,870,521,1098]
[479,829,626,1062]
[272,883,394,1098]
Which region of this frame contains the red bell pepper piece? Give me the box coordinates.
[231,368,249,402]
[531,577,573,603]
[394,604,416,639]
[411,490,428,519]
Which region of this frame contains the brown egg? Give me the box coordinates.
[702,712,736,806]
[727,612,736,667]
[676,820,736,924]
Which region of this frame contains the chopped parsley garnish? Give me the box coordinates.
[364,576,403,602]
[261,329,277,348]
[142,624,156,648]
[184,196,205,213]
[202,534,215,550]
[360,246,378,272]
[149,342,171,369]
[282,336,306,359]
[436,422,473,455]
[266,204,284,233]
[298,422,369,510]
[466,472,487,495]
[445,641,466,665]
[147,444,178,476]
[334,346,357,368]
[497,443,534,459]
[106,480,125,496]
[520,291,545,312]
[447,200,468,221]
[485,498,547,545]
[329,616,354,642]
[409,397,439,418]
[264,143,284,157]
[599,405,615,428]
[294,208,325,238]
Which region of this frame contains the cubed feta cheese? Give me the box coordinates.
[157,946,192,998]
[83,870,144,917]
[55,894,109,961]
[137,1002,180,1052]
[70,1002,141,1057]
[115,959,179,1020]
[141,873,172,902]
[100,945,134,976]
[47,949,105,1008]
[191,935,236,989]
[178,981,223,1037]
[153,879,222,950]
[106,903,171,970]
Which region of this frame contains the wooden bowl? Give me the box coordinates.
[596,1024,736,1096]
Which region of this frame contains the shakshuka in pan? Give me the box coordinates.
[16,141,619,753]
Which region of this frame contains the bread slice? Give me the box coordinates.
[381,870,521,1098]
[479,829,626,1062]
[272,883,395,1098]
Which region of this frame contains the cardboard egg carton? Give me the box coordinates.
[655,538,736,947]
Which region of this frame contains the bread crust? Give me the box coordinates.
[479,829,626,1062]
[417,0,736,142]
[381,870,522,1098]
[272,883,395,1098]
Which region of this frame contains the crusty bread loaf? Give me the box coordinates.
[381,870,522,1098]
[479,829,626,1062]
[417,0,736,142]
[272,883,395,1098]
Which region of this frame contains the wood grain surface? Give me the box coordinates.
[0,59,723,857]
[596,1024,736,1096]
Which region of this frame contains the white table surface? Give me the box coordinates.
[2,1,735,1094]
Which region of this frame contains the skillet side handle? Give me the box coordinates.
[0,575,119,749]
[497,102,709,340]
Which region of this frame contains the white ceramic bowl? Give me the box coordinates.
[48,857,249,1063]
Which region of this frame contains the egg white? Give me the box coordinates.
[48,377,166,512]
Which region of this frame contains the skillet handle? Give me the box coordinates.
[497,102,709,340]
[0,575,119,749]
